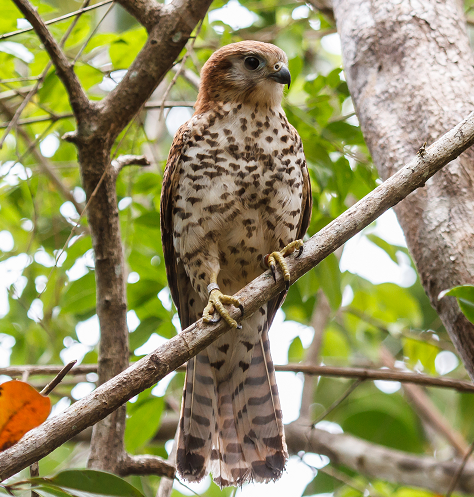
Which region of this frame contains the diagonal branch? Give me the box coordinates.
[11,0,90,118]
[2,110,474,480]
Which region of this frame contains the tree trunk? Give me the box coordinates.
[333,0,474,378]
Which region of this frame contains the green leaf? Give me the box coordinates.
[288,336,304,362]
[125,397,164,453]
[366,234,399,263]
[314,253,342,310]
[439,285,474,324]
[60,271,96,317]
[41,470,145,497]
[303,469,341,495]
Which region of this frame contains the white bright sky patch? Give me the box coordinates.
[134,333,169,356]
[73,187,86,203]
[303,452,330,470]
[17,18,32,29]
[34,248,55,268]
[158,286,172,311]
[0,231,14,252]
[76,315,100,346]
[435,351,459,375]
[66,249,94,281]
[208,0,258,30]
[315,420,344,434]
[71,382,96,400]
[99,69,127,91]
[128,271,140,284]
[49,397,71,418]
[165,107,193,136]
[60,337,91,365]
[292,5,310,20]
[127,310,140,332]
[27,298,43,322]
[174,475,211,496]
[0,162,32,186]
[21,219,33,232]
[374,370,402,394]
[0,41,34,62]
[321,33,342,55]
[35,275,47,293]
[152,371,176,397]
[236,457,314,497]
[340,209,416,287]
[0,334,15,367]
[118,197,132,210]
[40,134,60,158]
[60,201,80,220]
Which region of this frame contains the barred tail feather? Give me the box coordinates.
[177,304,287,487]
[176,353,217,482]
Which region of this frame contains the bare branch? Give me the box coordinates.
[111,154,150,176]
[446,441,474,497]
[118,453,175,478]
[285,423,474,495]
[3,363,473,393]
[11,0,90,117]
[0,1,114,41]
[380,347,470,456]
[40,361,77,396]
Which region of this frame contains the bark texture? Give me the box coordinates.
[333,0,474,378]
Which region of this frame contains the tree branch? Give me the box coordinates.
[11,0,90,118]
[2,363,473,393]
[2,110,474,480]
[118,453,175,478]
[285,423,474,495]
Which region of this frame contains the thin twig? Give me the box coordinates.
[1,0,91,146]
[158,19,203,122]
[2,363,474,393]
[11,0,90,117]
[72,1,116,65]
[312,378,364,425]
[0,0,114,41]
[446,440,474,497]
[40,361,77,395]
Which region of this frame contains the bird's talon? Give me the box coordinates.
[296,245,304,258]
[270,263,277,282]
[203,289,241,329]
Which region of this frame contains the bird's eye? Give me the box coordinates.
[244,56,260,70]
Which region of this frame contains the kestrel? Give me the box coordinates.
[160,41,312,487]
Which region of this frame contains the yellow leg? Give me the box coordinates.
[264,239,304,290]
[202,281,244,329]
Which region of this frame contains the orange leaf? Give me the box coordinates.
[0,380,51,451]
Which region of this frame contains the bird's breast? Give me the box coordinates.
[173,105,305,289]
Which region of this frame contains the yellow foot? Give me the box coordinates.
[264,239,304,291]
[203,286,244,329]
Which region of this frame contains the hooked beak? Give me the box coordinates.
[268,65,291,89]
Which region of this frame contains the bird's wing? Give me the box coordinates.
[266,135,312,329]
[160,121,198,329]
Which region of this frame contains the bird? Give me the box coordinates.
[160,40,312,487]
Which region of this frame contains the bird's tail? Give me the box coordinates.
[176,305,287,487]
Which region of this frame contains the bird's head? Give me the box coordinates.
[195,41,290,113]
